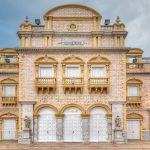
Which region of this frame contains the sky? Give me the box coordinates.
[0,0,150,56]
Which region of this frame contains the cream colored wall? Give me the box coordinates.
[19,51,126,110]
[48,7,98,17]
[127,74,150,130]
[52,20,93,32]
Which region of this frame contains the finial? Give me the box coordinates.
[116,16,120,24]
[25,16,29,23]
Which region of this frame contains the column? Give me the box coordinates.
[98,36,102,47]
[114,35,118,47]
[82,114,89,143]
[110,101,125,143]
[120,36,124,47]
[21,36,25,47]
[0,119,2,141]
[107,114,112,142]
[33,115,38,143]
[56,114,64,142]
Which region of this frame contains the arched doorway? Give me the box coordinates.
[63,107,82,142]
[89,107,108,142]
[38,108,56,142]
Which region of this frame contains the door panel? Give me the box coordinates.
[90,108,108,142]
[127,120,140,140]
[3,119,16,140]
[38,108,56,142]
[64,114,82,142]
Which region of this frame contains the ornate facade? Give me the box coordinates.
[0,4,150,144]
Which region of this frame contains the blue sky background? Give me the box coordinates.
[0,0,150,56]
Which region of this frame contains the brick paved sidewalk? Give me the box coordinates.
[0,141,150,150]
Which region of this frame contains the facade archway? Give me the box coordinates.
[60,104,85,115]
[86,104,112,115]
[34,104,59,116]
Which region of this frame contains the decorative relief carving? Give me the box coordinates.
[115,115,121,128]
[24,116,31,129]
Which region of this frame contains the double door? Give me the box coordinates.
[64,114,82,142]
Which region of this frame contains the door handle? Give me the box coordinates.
[73,131,74,134]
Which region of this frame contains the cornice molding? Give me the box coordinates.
[15,47,129,53]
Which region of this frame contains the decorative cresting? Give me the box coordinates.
[0,48,19,70]
[126,48,144,69]
[86,104,112,116]
[126,79,143,107]
[35,55,58,93]
[0,78,17,106]
[0,112,18,140]
[62,55,84,94]
[87,55,110,93]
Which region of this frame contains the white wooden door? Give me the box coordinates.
[64,107,82,142]
[3,119,16,140]
[90,108,108,142]
[38,108,56,142]
[127,120,140,139]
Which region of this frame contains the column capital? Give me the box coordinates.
[82,114,90,119]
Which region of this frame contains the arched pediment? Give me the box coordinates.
[62,55,84,64]
[88,55,110,64]
[128,48,143,55]
[127,78,143,84]
[0,48,17,54]
[127,113,143,120]
[0,78,17,84]
[0,112,18,119]
[44,4,101,18]
[35,55,57,65]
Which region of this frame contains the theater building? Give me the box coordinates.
[0,4,150,144]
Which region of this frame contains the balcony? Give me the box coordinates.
[88,78,109,93]
[63,77,83,93]
[35,77,56,93]
[126,96,142,107]
[1,97,17,106]
[126,63,143,69]
[0,63,19,73]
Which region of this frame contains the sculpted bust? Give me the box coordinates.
[115,115,121,128]
[24,116,31,129]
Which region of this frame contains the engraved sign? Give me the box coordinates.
[58,41,87,46]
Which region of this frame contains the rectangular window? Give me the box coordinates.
[128,85,139,96]
[66,65,80,77]
[5,55,14,63]
[91,65,106,78]
[3,85,16,97]
[39,65,54,77]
